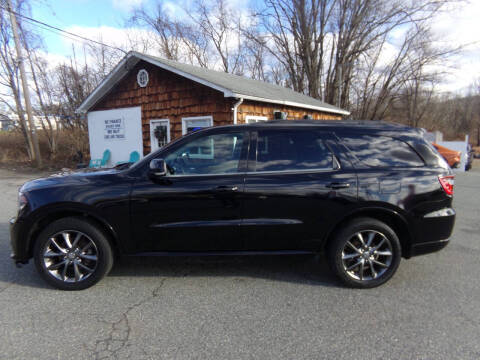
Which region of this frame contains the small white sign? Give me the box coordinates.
[88,107,142,166]
[104,118,125,140]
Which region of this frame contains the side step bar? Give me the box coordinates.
[129,250,315,257]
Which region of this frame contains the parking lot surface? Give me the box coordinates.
[0,167,479,359]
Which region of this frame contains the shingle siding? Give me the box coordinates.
[91,60,342,155]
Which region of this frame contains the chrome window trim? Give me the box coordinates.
[166,172,246,178]
[164,135,341,177]
[166,166,339,178]
[245,168,335,175]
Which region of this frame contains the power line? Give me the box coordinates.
[0,5,127,54]
[21,16,105,48]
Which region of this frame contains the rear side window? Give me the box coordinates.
[255,130,333,172]
[413,141,449,169]
[341,135,424,167]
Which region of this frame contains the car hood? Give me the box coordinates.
[20,168,123,192]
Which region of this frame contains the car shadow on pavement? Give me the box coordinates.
[0,251,50,290]
[0,223,49,289]
[108,254,341,288]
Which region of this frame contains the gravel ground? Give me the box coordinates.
[0,167,479,360]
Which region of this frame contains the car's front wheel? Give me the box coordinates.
[327,217,401,288]
[34,217,113,290]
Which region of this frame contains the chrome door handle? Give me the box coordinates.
[214,186,238,192]
[326,182,350,189]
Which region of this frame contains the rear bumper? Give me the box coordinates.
[407,207,455,257]
[410,238,450,256]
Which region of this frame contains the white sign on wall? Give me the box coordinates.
[104,118,125,140]
[88,107,143,166]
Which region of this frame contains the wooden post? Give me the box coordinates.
[7,0,42,167]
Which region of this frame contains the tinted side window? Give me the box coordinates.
[341,135,424,167]
[255,130,333,172]
[165,132,245,175]
[413,141,449,169]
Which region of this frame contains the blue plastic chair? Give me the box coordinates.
[100,150,111,167]
[89,149,110,168]
[116,151,141,165]
[129,151,140,163]
[88,159,101,168]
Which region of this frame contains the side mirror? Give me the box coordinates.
[149,158,167,177]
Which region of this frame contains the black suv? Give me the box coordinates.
[10,120,455,290]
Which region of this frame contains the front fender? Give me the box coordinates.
[19,202,127,260]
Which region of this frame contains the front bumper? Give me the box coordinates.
[9,217,30,266]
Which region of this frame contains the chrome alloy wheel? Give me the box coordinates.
[341,230,393,281]
[42,230,98,282]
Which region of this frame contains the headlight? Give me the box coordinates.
[18,192,28,211]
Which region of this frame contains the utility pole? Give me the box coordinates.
[7,0,42,167]
[337,63,342,108]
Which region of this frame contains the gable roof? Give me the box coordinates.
[76,51,350,116]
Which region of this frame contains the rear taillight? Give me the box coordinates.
[438,175,454,196]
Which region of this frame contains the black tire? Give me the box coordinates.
[327,217,401,288]
[34,217,114,290]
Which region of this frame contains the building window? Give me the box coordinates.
[182,116,213,135]
[245,115,268,124]
[150,119,170,152]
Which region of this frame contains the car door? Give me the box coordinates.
[130,128,249,253]
[242,128,357,251]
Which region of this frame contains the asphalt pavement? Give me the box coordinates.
[0,167,479,360]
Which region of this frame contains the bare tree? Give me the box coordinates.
[27,49,58,155]
[0,1,34,157]
[130,4,181,61]
[186,0,246,73]
[244,39,268,81]
[399,72,435,128]
[246,0,458,113]
[130,0,249,73]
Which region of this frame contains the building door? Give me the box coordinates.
[150,119,170,152]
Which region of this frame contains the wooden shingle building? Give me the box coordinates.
[77,51,349,165]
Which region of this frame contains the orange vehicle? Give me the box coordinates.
[432,143,461,168]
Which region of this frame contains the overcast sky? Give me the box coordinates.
[30,0,480,94]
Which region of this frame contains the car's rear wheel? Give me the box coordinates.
[34,217,113,290]
[327,217,401,288]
